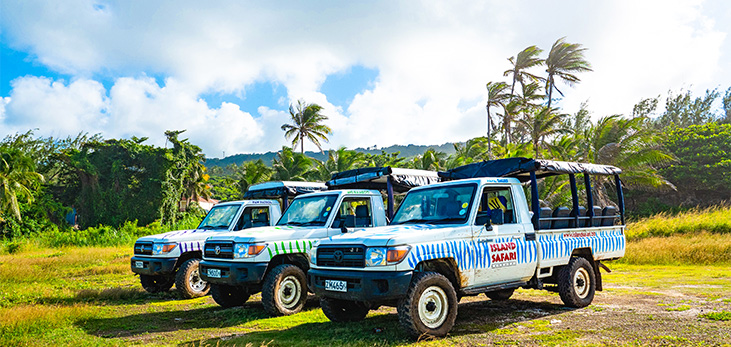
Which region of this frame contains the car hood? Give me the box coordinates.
[135,228,228,243]
[205,225,330,243]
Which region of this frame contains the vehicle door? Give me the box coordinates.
[328,195,374,236]
[472,185,533,285]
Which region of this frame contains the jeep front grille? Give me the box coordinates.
[204,241,234,259]
[317,245,365,268]
[134,242,153,255]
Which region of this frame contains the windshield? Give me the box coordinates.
[391,184,477,225]
[197,204,241,230]
[277,194,339,227]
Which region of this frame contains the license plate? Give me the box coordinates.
[135,261,144,268]
[325,280,347,292]
[207,268,221,278]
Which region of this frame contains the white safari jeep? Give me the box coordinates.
[200,167,440,316]
[309,158,627,338]
[131,200,281,298]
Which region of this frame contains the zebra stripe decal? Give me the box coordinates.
[406,236,538,270]
[178,241,203,253]
[538,229,625,261]
[266,239,315,259]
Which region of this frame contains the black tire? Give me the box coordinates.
[210,284,250,308]
[261,264,307,316]
[175,258,210,299]
[397,272,458,338]
[485,288,515,301]
[557,257,596,308]
[320,298,369,322]
[140,274,174,293]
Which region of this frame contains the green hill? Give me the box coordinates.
[204,142,457,168]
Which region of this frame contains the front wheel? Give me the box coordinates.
[320,298,369,322]
[175,258,210,299]
[557,257,596,308]
[210,284,250,308]
[397,272,458,338]
[140,274,174,293]
[261,264,307,316]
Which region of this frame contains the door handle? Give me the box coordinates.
[512,235,522,240]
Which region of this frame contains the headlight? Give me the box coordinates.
[152,243,177,255]
[309,246,317,264]
[234,243,267,258]
[365,246,411,266]
[365,247,387,266]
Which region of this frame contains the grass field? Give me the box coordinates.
[2,207,730,345]
[1,246,730,346]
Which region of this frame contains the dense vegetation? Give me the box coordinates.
[1,38,730,245]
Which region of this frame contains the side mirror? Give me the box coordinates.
[491,209,504,225]
[476,211,493,231]
[341,215,355,233]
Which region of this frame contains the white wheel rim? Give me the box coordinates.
[278,275,302,309]
[418,286,449,329]
[189,268,208,292]
[574,267,590,299]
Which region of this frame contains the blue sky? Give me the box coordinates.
[1,1,730,157]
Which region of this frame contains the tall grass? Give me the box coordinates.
[625,205,731,241]
[620,205,731,265]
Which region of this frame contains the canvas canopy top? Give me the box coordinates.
[327,167,441,193]
[243,181,328,199]
[438,157,622,182]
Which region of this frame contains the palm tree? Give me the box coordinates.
[0,150,44,221]
[315,147,365,181]
[587,115,675,205]
[545,37,592,108]
[272,147,316,181]
[411,149,446,171]
[445,137,489,169]
[486,81,511,151]
[281,100,332,154]
[179,161,212,211]
[517,106,570,158]
[235,160,272,194]
[504,45,545,97]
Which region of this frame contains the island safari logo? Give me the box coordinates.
[490,241,517,268]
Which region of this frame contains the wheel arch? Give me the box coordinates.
[174,251,202,270]
[266,253,310,277]
[414,258,462,290]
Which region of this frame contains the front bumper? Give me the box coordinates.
[130,256,177,276]
[199,259,268,285]
[308,268,413,302]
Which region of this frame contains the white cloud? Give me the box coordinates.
[0,0,729,155]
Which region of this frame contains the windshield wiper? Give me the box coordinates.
[283,220,323,227]
[427,217,465,224]
[393,217,464,225]
[199,224,229,229]
[392,218,431,225]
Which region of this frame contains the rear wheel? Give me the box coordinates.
[558,257,596,308]
[261,264,307,316]
[320,298,369,322]
[140,274,174,293]
[210,284,250,308]
[175,258,210,299]
[485,288,515,301]
[397,272,458,338]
